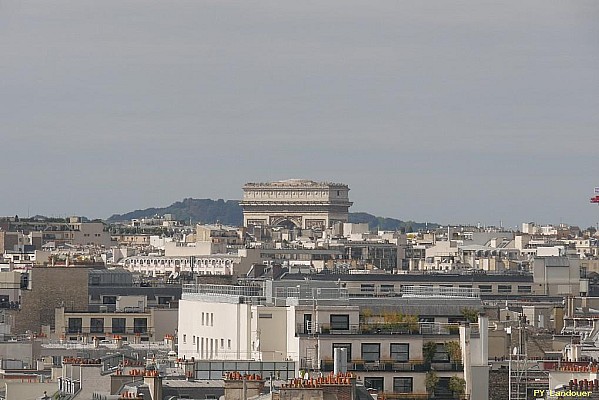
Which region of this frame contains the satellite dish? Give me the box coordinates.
[513,347,519,356]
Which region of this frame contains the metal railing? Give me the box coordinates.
[318,359,463,373]
[275,287,350,301]
[400,285,479,299]
[183,284,262,296]
[296,322,461,336]
[64,328,150,335]
[378,393,469,400]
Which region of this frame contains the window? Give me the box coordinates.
[68,318,82,334]
[227,339,231,349]
[183,334,186,344]
[478,285,492,293]
[498,285,512,293]
[158,296,172,305]
[211,313,214,326]
[112,318,126,334]
[330,314,350,330]
[202,312,205,325]
[332,343,352,362]
[380,284,395,293]
[390,343,409,362]
[134,318,148,334]
[103,296,117,304]
[393,377,413,393]
[90,318,104,334]
[518,285,532,293]
[361,284,375,294]
[364,377,384,391]
[432,343,450,363]
[361,343,380,362]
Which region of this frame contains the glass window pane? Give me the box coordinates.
[361,343,380,362]
[90,318,104,334]
[432,343,450,362]
[112,318,126,334]
[390,343,409,362]
[68,318,82,334]
[393,377,413,393]
[330,315,349,330]
[364,377,384,391]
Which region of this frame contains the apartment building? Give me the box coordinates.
[124,248,261,277]
[178,280,488,399]
[280,255,584,299]
[54,296,177,343]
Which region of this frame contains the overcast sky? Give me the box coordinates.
[1,1,598,228]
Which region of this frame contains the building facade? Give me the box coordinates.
[178,281,488,399]
[240,179,352,229]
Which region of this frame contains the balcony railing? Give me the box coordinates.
[378,393,469,400]
[64,328,150,335]
[317,359,463,372]
[296,322,461,336]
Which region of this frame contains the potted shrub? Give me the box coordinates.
[360,308,373,323]
[403,314,419,333]
[425,371,439,397]
[423,341,437,366]
[449,375,466,398]
[445,341,462,364]
[461,308,478,323]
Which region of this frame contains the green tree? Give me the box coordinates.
[461,308,478,323]
[423,341,437,365]
[449,375,466,397]
[445,341,462,363]
[425,371,439,394]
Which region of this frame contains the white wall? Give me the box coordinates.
[178,299,252,360]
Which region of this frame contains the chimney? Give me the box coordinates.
[179,358,195,379]
[224,372,265,400]
[164,335,175,351]
[143,370,163,400]
[334,348,347,375]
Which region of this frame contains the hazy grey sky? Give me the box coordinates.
[1,1,598,228]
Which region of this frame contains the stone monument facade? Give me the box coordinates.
[240,179,352,229]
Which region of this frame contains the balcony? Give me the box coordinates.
[318,359,463,373]
[64,327,151,336]
[296,322,460,336]
[378,393,469,400]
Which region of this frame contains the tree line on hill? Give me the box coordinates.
[107,198,436,232]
